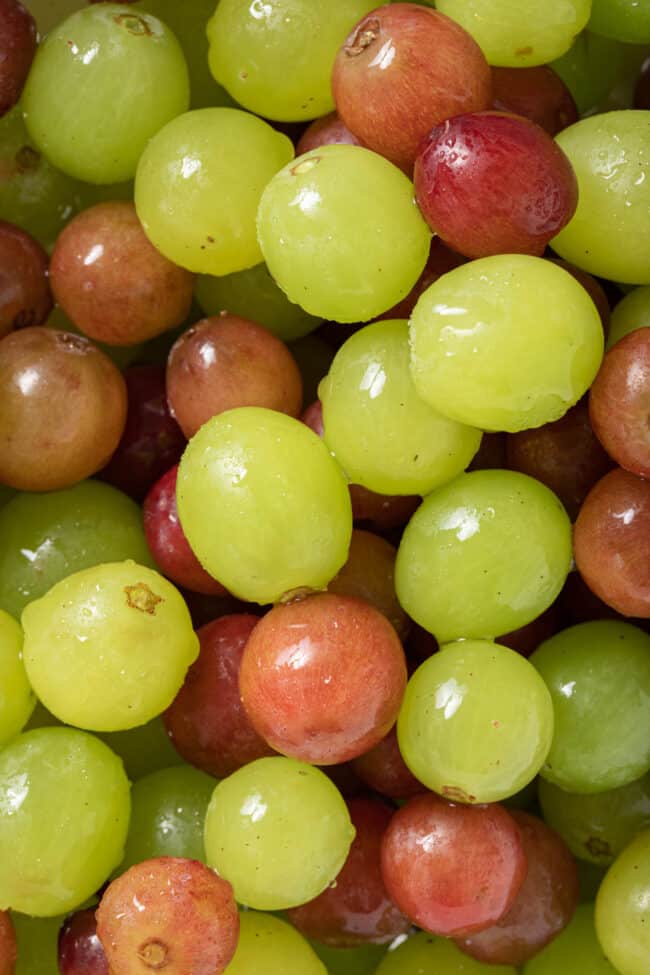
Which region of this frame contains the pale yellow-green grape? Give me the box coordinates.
[552,112,650,285]
[435,0,591,66]
[98,717,183,781]
[320,319,482,495]
[257,145,431,323]
[12,912,66,975]
[204,757,355,910]
[552,32,649,116]
[409,255,604,432]
[608,286,650,349]
[0,728,130,916]
[22,4,190,184]
[177,407,352,604]
[394,470,572,642]
[595,830,650,975]
[136,108,293,276]
[195,263,321,342]
[207,0,381,121]
[375,932,517,974]
[525,904,618,975]
[589,0,650,42]
[0,611,34,747]
[21,562,199,732]
[397,640,554,804]
[224,912,327,975]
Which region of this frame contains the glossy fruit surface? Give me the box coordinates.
[0,608,33,747]
[524,903,618,975]
[0,0,36,117]
[595,829,650,975]
[0,219,51,336]
[58,909,108,975]
[377,933,516,975]
[490,65,578,134]
[226,911,326,975]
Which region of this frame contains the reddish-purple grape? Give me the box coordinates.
[0,0,36,117]
[58,908,109,975]
[0,220,52,336]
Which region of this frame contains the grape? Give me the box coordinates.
[0,911,15,975]
[552,31,649,117]
[12,912,65,975]
[311,941,386,975]
[351,725,424,801]
[530,620,650,793]
[397,640,553,804]
[524,903,618,975]
[490,66,578,136]
[551,259,612,333]
[225,911,326,975]
[206,0,380,122]
[203,756,355,910]
[608,286,650,349]
[135,108,293,276]
[320,319,481,496]
[376,933,517,975]
[58,909,109,975]
[256,145,431,323]
[595,829,650,975]
[552,111,650,285]
[0,609,33,748]
[22,4,190,184]
[176,407,352,605]
[0,727,130,916]
[22,561,199,732]
[98,716,183,782]
[589,0,650,43]
[436,0,591,67]
[0,0,36,118]
[394,470,572,644]
[0,479,155,620]
[409,255,604,432]
[0,220,51,336]
[296,112,363,156]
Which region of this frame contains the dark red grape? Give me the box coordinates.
[59,908,109,975]
[351,725,424,801]
[467,432,507,472]
[550,259,612,335]
[0,0,36,117]
[375,236,466,321]
[296,111,363,154]
[491,65,578,135]
[0,220,52,336]
[0,911,16,975]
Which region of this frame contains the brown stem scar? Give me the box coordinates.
[137,938,169,969]
[124,583,163,615]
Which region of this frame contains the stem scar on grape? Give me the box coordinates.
[114,14,153,36]
[442,785,477,803]
[124,583,163,615]
[291,158,321,176]
[137,938,169,970]
[345,19,380,57]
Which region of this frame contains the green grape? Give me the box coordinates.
[552,32,649,116]
[0,611,34,748]
[225,911,327,974]
[539,773,650,867]
[22,561,199,732]
[394,470,572,643]
[409,255,604,432]
[136,108,293,276]
[596,830,650,975]
[98,717,183,782]
[608,286,650,349]
[206,0,381,122]
[397,640,553,804]
[120,765,216,872]
[531,621,650,794]
[435,0,591,66]
[290,333,335,406]
[12,912,65,975]
[22,4,190,184]
[20,0,80,34]
[195,263,321,343]
[0,727,130,916]
[311,942,387,975]
[320,320,482,496]
[0,480,155,621]
[257,145,431,323]
[177,407,352,605]
[375,932,517,974]
[552,112,650,286]
[525,903,618,975]
[589,0,650,42]
[204,757,355,910]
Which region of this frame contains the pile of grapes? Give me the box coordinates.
[0,0,649,972]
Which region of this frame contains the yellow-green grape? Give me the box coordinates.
[375,932,517,974]
[311,942,387,975]
[257,145,431,323]
[12,912,66,975]
[98,717,183,781]
[525,904,618,975]
[136,108,293,276]
[21,562,199,732]
[204,757,355,910]
[552,32,649,116]
[224,912,327,974]
[435,0,591,66]
[410,255,603,432]
[0,611,34,747]
[195,263,321,342]
[397,640,554,804]
[320,320,482,495]
[22,4,190,184]
[394,470,572,643]
[552,112,650,285]
[206,0,382,121]
[608,286,650,349]
[589,0,650,42]
[177,407,352,604]
[595,830,650,975]
[0,728,130,916]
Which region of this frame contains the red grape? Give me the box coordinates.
[0,220,52,336]
[375,236,466,321]
[0,0,36,117]
[59,908,109,975]
[296,112,363,155]
[0,911,16,975]
[550,259,612,335]
[351,725,424,801]
[467,432,507,472]
[491,66,578,135]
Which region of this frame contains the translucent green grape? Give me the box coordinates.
[552,32,649,116]
[0,480,155,621]
[195,263,321,343]
[552,112,650,285]
[320,320,482,496]
[120,766,216,872]
[375,932,517,974]
[596,830,650,975]
[257,145,431,323]
[608,286,650,349]
[0,611,34,748]
[98,717,183,781]
[22,562,199,732]
[135,108,293,276]
[207,0,381,121]
[398,640,554,804]
[0,727,130,916]
[531,621,650,793]
[525,904,618,975]
[409,255,604,432]
[177,407,352,605]
[394,470,572,643]
[589,0,650,42]
[204,757,355,910]
[539,773,650,867]
[12,912,66,975]
[436,0,591,66]
[311,942,387,975]
[225,912,327,974]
